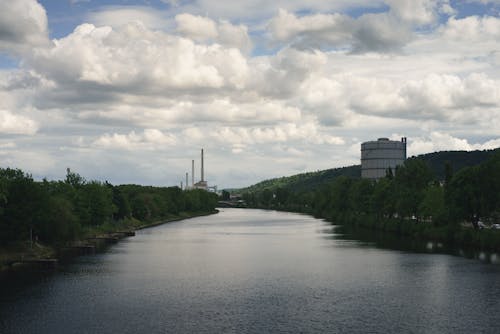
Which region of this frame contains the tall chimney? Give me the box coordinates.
[201,148,204,182]
[192,160,195,186]
[186,172,188,190]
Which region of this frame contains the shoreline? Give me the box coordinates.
[244,206,500,257]
[0,210,219,274]
[135,210,219,230]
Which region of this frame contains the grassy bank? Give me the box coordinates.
[331,213,500,253]
[1,210,218,272]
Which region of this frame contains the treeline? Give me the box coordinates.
[0,168,218,246]
[238,148,499,195]
[243,153,500,249]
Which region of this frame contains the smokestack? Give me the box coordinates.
[186,172,188,190]
[192,160,194,186]
[201,148,204,182]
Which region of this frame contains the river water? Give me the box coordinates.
[1,208,500,333]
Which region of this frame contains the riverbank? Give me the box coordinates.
[336,213,500,253]
[0,210,218,273]
[244,204,500,254]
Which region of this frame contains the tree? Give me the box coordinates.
[419,185,445,225]
[65,168,85,188]
[394,159,434,219]
[447,166,481,227]
[0,169,43,243]
[37,196,80,244]
[371,177,395,219]
[79,181,115,225]
[111,186,131,220]
[221,190,230,201]
[348,178,373,215]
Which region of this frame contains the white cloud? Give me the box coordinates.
[0,142,16,149]
[174,0,386,22]
[408,132,500,156]
[93,129,177,150]
[0,150,55,175]
[0,109,38,135]
[176,13,218,41]
[0,0,51,53]
[268,9,412,53]
[440,15,500,41]
[87,6,170,30]
[0,0,499,188]
[175,14,252,52]
[301,72,500,124]
[27,22,250,92]
[209,122,344,146]
[385,0,438,25]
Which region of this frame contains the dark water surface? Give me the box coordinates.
[1,208,500,333]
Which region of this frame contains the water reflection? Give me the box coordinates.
[330,223,500,264]
[1,209,500,334]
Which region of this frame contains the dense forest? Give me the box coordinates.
[242,152,500,250]
[0,168,218,247]
[238,148,499,194]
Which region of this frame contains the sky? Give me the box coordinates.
[0,0,499,189]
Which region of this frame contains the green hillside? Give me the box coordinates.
[238,165,361,194]
[412,149,500,180]
[236,148,500,194]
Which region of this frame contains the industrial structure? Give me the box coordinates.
[193,149,208,190]
[361,137,407,180]
[181,148,216,192]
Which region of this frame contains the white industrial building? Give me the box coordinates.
[361,137,407,180]
[183,148,216,192]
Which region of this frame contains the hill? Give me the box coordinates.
[411,149,499,180]
[236,148,500,194]
[238,165,361,194]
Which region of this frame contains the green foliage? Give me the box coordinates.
[0,169,43,243]
[413,148,499,180]
[38,196,80,244]
[393,159,434,219]
[239,165,361,195]
[0,168,218,246]
[236,148,499,198]
[419,185,446,225]
[221,190,230,201]
[242,152,500,250]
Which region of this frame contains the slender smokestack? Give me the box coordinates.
[201,148,204,182]
[186,172,188,190]
[192,160,194,186]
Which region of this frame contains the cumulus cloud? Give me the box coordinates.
[407,132,500,156]
[440,15,500,41]
[175,13,252,52]
[210,122,344,147]
[27,22,250,94]
[268,9,412,53]
[0,109,38,135]
[300,72,500,124]
[176,14,218,41]
[0,0,51,53]
[0,0,499,188]
[266,1,459,53]
[87,6,170,30]
[385,0,438,25]
[93,129,176,150]
[170,0,386,22]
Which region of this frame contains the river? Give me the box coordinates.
[1,208,500,333]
